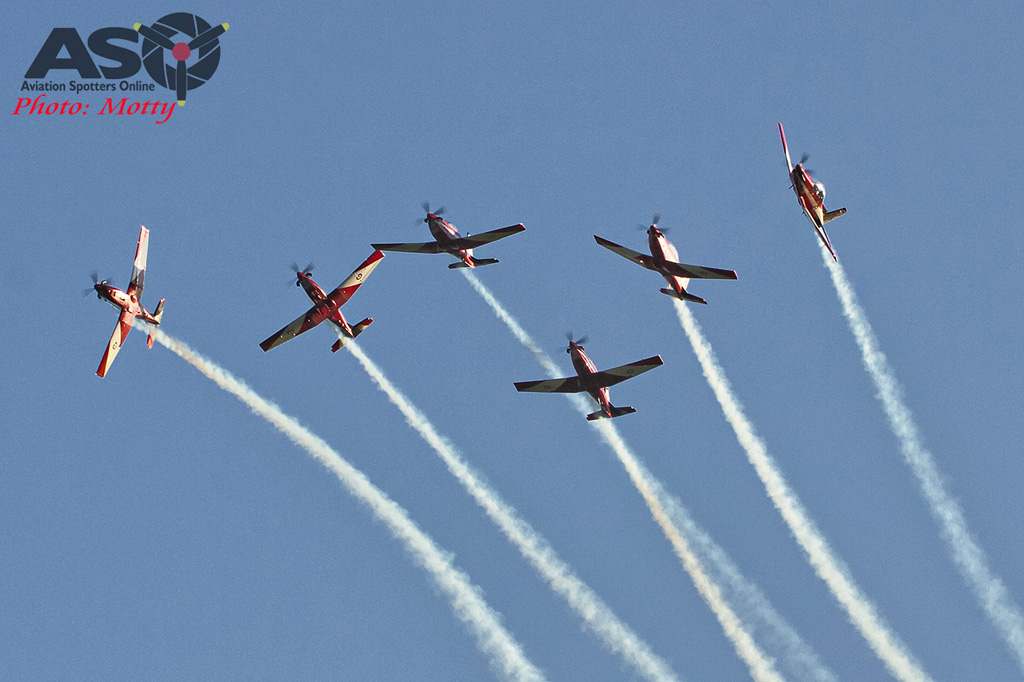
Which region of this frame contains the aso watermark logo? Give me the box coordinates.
[14,12,229,124]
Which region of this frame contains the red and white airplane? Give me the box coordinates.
[260,250,384,353]
[594,217,737,304]
[371,205,525,269]
[779,122,846,260]
[514,337,663,420]
[92,226,165,378]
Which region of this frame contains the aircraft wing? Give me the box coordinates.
[326,250,385,308]
[797,200,838,260]
[593,236,657,271]
[813,222,838,261]
[659,260,738,280]
[445,224,526,250]
[370,240,443,254]
[513,376,584,393]
[778,122,794,172]
[97,309,136,377]
[587,355,664,389]
[126,225,149,298]
[260,306,328,351]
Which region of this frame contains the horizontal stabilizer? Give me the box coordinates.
[331,318,374,352]
[586,405,636,420]
[352,317,373,337]
[449,258,499,269]
[660,288,707,305]
[823,207,847,224]
[147,298,166,348]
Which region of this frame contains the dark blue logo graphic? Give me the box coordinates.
[134,13,228,105]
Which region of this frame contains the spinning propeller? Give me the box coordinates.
[637,214,669,233]
[289,262,315,285]
[85,271,110,297]
[565,332,589,351]
[422,202,446,221]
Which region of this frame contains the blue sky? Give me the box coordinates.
[3,1,1023,680]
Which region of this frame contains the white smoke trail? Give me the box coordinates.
[343,339,682,682]
[460,272,785,682]
[145,328,546,682]
[822,243,1024,672]
[673,299,933,682]
[463,269,839,682]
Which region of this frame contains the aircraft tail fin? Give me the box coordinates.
[147,299,165,348]
[823,207,847,224]
[659,288,708,305]
[448,257,499,269]
[331,318,373,352]
[586,405,637,420]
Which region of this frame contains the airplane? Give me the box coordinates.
[259,250,385,353]
[594,216,737,304]
[514,336,663,420]
[778,122,846,260]
[92,225,165,378]
[371,204,525,269]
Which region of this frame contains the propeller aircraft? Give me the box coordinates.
[260,250,384,353]
[371,204,525,269]
[92,226,165,378]
[514,337,663,420]
[778,122,846,260]
[594,216,737,304]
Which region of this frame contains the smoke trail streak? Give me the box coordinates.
[145,328,546,682]
[673,299,933,682]
[461,272,786,682]
[822,244,1024,672]
[343,339,682,682]
[463,270,839,682]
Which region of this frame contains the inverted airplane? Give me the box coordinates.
[371,205,525,269]
[779,122,846,260]
[514,337,663,420]
[260,250,384,353]
[594,217,737,304]
[92,226,165,378]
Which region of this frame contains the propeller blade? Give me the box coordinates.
[175,60,187,105]
[188,22,228,50]
[90,271,99,284]
[133,23,176,51]
[652,213,661,227]
[564,332,588,346]
[799,153,810,165]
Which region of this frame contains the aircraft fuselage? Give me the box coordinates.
[567,342,613,418]
[790,165,826,228]
[95,282,158,324]
[427,213,476,267]
[295,271,353,337]
[647,226,689,298]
